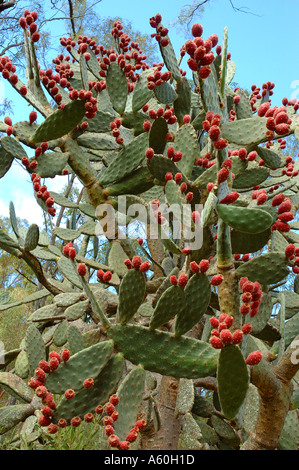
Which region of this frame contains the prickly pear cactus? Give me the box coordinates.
[0,9,299,451]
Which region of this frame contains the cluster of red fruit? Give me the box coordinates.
[209,313,250,349]
[229,148,257,162]
[149,13,170,48]
[124,256,151,273]
[249,82,275,112]
[208,313,262,365]
[234,253,252,263]
[169,260,223,289]
[271,192,294,233]
[182,23,219,80]
[28,350,70,429]
[217,157,233,185]
[147,67,172,90]
[281,155,298,179]
[285,243,299,275]
[197,151,216,169]
[60,26,151,94]
[0,54,26,96]
[202,111,228,151]
[29,348,111,434]
[105,397,147,450]
[62,242,77,260]
[19,9,40,43]
[110,117,124,146]
[30,172,56,217]
[258,102,292,138]
[239,278,262,318]
[97,269,113,283]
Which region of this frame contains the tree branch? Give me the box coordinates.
[0,1,15,13]
[67,0,76,38]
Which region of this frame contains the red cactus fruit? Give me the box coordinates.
[232,330,244,345]
[178,273,188,288]
[140,261,151,273]
[83,378,94,389]
[103,416,114,426]
[65,389,75,400]
[240,304,250,315]
[29,111,37,124]
[213,138,228,150]
[84,413,94,423]
[41,406,53,419]
[170,275,178,286]
[224,315,234,328]
[109,396,119,408]
[105,402,115,416]
[199,259,209,273]
[34,367,46,382]
[35,385,48,398]
[38,415,52,427]
[77,263,87,277]
[220,329,233,345]
[105,425,115,436]
[103,271,112,282]
[285,244,295,258]
[217,167,229,184]
[209,336,223,349]
[191,23,203,37]
[220,192,239,204]
[118,440,131,450]
[47,424,58,434]
[209,317,219,329]
[135,419,146,430]
[108,434,120,448]
[272,193,285,207]
[19,85,27,96]
[95,405,104,415]
[242,323,252,335]
[126,431,138,443]
[71,416,81,427]
[210,274,224,286]
[49,351,61,363]
[4,116,12,126]
[277,199,292,214]
[246,351,263,366]
[58,418,67,428]
[28,377,43,389]
[190,261,200,273]
[180,182,187,193]
[39,360,51,374]
[132,256,142,270]
[49,357,60,371]
[145,147,155,159]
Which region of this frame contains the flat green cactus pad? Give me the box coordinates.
[108,324,219,379]
[217,345,249,420]
[118,269,146,324]
[175,273,211,336]
[45,340,114,394]
[236,252,289,286]
[216,204,273,234]
[114,365,146,441]
[149,285,186,330]
[52,353,124,424]
[30,99,86,143]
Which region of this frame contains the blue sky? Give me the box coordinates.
[0,0,298,226]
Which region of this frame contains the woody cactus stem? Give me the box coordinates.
[62,136,105,208]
